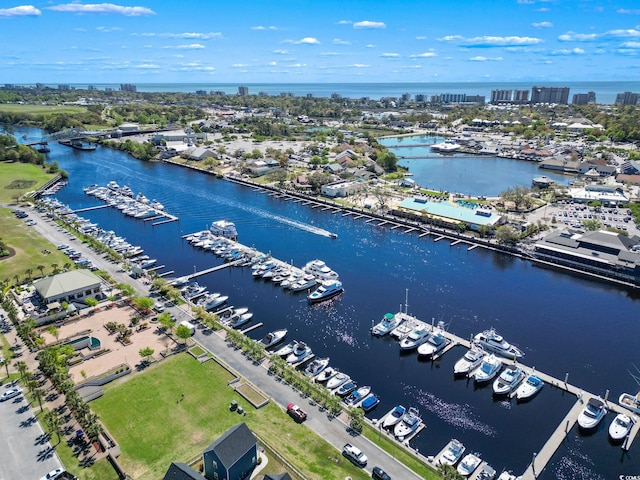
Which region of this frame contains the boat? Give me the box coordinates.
[497,471,518,480]
[431,140,462,153]
[136,192,149,204]
[619,392,640,414]
[454,348,486,375]
[315,366,337,383]
[210,220,238,240]
[492,366,525,396]
[326,372,350,390]
[307,280,343,304]
[439,438,465,466]
[473,328,524,359]
[457,453,482,477]
[335,381,357,397]
[286,342,312,364]
[290,275,317,292]
[304,357,330,377]
[609,413,634,442]
[473,354,502,383]
[274,341,298,358]
[394,406,422,441]
[371,312,402,336]
[360,393,380,412]
[515,374,544,401]
[303,259,339,280]
[345,385,372,406]
[203,295,228,310]
[227,312,253,329]
[417,330,451,358]
[577,397,607,430]
[150,200,164,210]
[399,326,430,351]
[475,463,497,480]
[259,329,287,348]
[382,405,406,428]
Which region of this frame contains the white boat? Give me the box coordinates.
[473,328,523,359]
[382,405,406,429]
[150,200,164,210]
[203,295,228,310]
[371,312,402,336]
[210,220,238,240]
[136,192,149,203]
[475,463,497,480]
[619,392,640,414]
[274,341,297,357]
[473,354,502,383]
[399,326,430,351]
[439,438,465,466]
[417,330,450,358]
[304,357,330,377]
[259,329,287,348]
[315,366,337,383]
[286,342,312,364]
[577,397,607,430]
[454,348,486,375]
[609,413,634,441]
[307,280,343,304]
[303,259,339,281]
[290,275,317,292]
[345,385,372,406]
[228,312,253,329]
[515,374,544,401]
[326,372,350,390]
[497,471,518,480]
[492,366,525,396]
[457,453,482,477]
[394,406,421,441]
[431,140,462,153]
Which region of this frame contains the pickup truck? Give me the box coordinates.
[342,443,367,467]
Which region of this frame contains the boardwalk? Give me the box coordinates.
[185,259,243,280]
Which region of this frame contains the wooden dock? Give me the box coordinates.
[240,322,263,334]
[186,259,243,280]
[157,270,174,277]
[65,204,109,214]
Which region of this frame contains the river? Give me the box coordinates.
[14,127,640,479]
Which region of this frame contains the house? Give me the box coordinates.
[248,159,279,177]
[399,178,416,188]
[203,423,258,480]
[187,147,216,161]
[262,474,292,480]
[323,163,343,174]
[578,161,617,177]
[163,462,204,480]
[321,180,365,198]
[33,270,102,305]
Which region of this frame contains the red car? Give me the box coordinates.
[286,403,307,422]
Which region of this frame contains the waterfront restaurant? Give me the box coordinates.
[34,269,103,305]
[394,197,505,231]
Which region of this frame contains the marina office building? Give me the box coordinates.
[394,197,504,231]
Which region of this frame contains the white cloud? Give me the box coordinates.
[252,25,277,30]
[289,63,307,68]
[136,32,221,40]
[337,20,352,25]
[607,29,640,38]
[332,38,351,45]
[293,37,320,45]
[96,26,122,32]
[381,52,400,57]
[163,43,205,50]
[416,36,427,40]
[536,7,549,12]
[621,41,640,48]
[365,44,376,48]
[348,64,370,67]
[464,35,543,47]
[353,20,386,29]
[320,51,343,57]
[232,63,249,68]
[48,3,155,16]
[558,31,598,41]
[532,21,553,28]
[268,61,277,66]
[618,9,640,15]
[517,0,535,4]
[469,56,503,61]
[550,47,585,55]
[273,49,289,55]
[0,5,41,17]
[411,51,437,58]
[134,63,160,69]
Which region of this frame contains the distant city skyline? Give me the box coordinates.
[3,0,640,83]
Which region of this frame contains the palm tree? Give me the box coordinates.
[14,274,20,285]
[43,410,63,445]
[25,268,33,280]
[14,360,29,380]
[51,263,59,274]
[47,325,59,343]
[65,390,83,414]
[85,417,104,444]
[32,388,45,412]
[0,357,9,379]
[63,262,72,271]
[37,264,45,277]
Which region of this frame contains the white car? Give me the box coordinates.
[40,468,64,480]
[342,443,368,467]
[0,387,22,402]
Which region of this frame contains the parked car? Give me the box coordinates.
[40,468,64,480]
[0,387,23,402]
[342,443,367,467]
[372,466,392,480]
[286,403,307,422]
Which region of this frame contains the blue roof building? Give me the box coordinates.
[396,197,504,230]
[203,423,258,480]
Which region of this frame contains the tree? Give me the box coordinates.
[32,388,45,412]
[43,410,63,445]
[25,268,33,280]
[37,264,45,277]
[175,324,193,344]
[51,263,59,274]
[47,325,59,342]
[582,218,603,231]
[0,357,10,378]
[495,225,520,245]
[14,360,29,380]
[157,312,175,334]
[117,283,136,298]
[437,464,464,480]
[85,415,104,444]
[139,346,154,364]
[85,297,98,307]
[348,407,365,433]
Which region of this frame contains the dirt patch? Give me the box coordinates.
[5,179,36,190]
[0,246,16,261]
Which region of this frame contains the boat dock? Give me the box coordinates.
[432,439,459,466]
[469,462,493,480]
[186,259,244,280]
[64,205,109,214]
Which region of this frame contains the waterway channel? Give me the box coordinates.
[14,127,640,479]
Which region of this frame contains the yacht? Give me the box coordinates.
[326,372,350,390]
[345,386,371,406]
[457,453,482,477]
[515,374,544,401]
[303,259,339,281]
[307,280,343,304]
[475,463,497,480]
[360,393,380,412]
[304,357,330,377]
[497,471,518,480]
[290,275,317,292]
[209,220,238,240]
[371,312,402,336]
[439,439,465,466]
[417,330,451,358]
[473,355,502,384]
[382,405,406,428]
[335,381,357,397]
[454,348,486,375]
[431,140,462,153]
[274,341,298,358]
[577,397,607,430]
[473,328,523,359]
[492,366,525,396]
[182,282,207,300]
[399,326,430,351]
[315,366,337,383]
[609,413,634,442]
[259,329,287,348]
[136,192,149,204]
[203,295,228,310]
[150,200,164,210]
[286,342,312,364]
[618,391,640,414]
[227,312,253,329]
[394,406,422,441]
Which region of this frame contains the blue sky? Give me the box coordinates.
[2,0,640,84]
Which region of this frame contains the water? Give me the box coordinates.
[379,135,572,197]
[14,126,640,478]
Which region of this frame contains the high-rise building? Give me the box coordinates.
[415,94,426,103]
[572,91,596,105]
[614,91,640,105]
[531,86,570,104]
[466,95,485,105]
[491,89,512,103]
[58,84,71,90]
[513,90,529,104]
[238,86,249,96]
[440,93,466,103]
[401,93,411,102]
[120,83,137,92]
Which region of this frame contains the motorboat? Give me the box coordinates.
[197,292,220,307]
[326,372,350,390]
[209,220,238,240]
[390,322,413,340]
[399,326,430,351]
[307,280,343,304]
[274,341,298,358]
[439,438,465,466]
[304,357,330,377]
[577,397,607,430]
[454,348,486,376]
[473,355,502,383]
[150,200,164,210]
[492,366,525,396]
[290,275,318,292]
[259,329,287,348]
[335,381,357,397]
[360,393,380,412]
[515,374,544,401]
[394,406,422,441]
[227,312,253,329]
[371,312,402,336]
[382,405,406,429]
[609,413,634,442]
[345,386,372,406]
[497,471,518,480]
[286,342,312,364]
[473,328,523,359]
[475,463,497,480]
[203,295,228,310]
[315,367,337,383]
[457,453,482,477]
[417,330,451,358]
[252,261,277,278]
[303,259,339,281]
[618,391,640,414]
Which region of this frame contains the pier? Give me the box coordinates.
[185,259,243,280]
[63,205,109,214]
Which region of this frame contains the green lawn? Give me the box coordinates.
[0,161,55,203]
[92,353,370,480]
[0,104,87,115]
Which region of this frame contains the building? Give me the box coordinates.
[568,184,628,205]
[440,93,466,104]
[513,90,529,104]
[491,89,512,103]
[320,180,365,198]
[247,159,280,177]
[203,423,258,480]
[33,270,102,305]
[615,91,640,105]
[162,462,204,480]
[120,83,137,92]
[394,197,504,231]
[58,84,71,90]
[466,95,486,105]
[186,147,216,161]
[415,94,426,103]
[238,86,249,96]
[531,86,570,104]
[572,91,596,105]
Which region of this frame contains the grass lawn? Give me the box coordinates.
[92,353,370,480]
[0,161,56,204]
[0,207,70,285]
[0,104,87,115]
